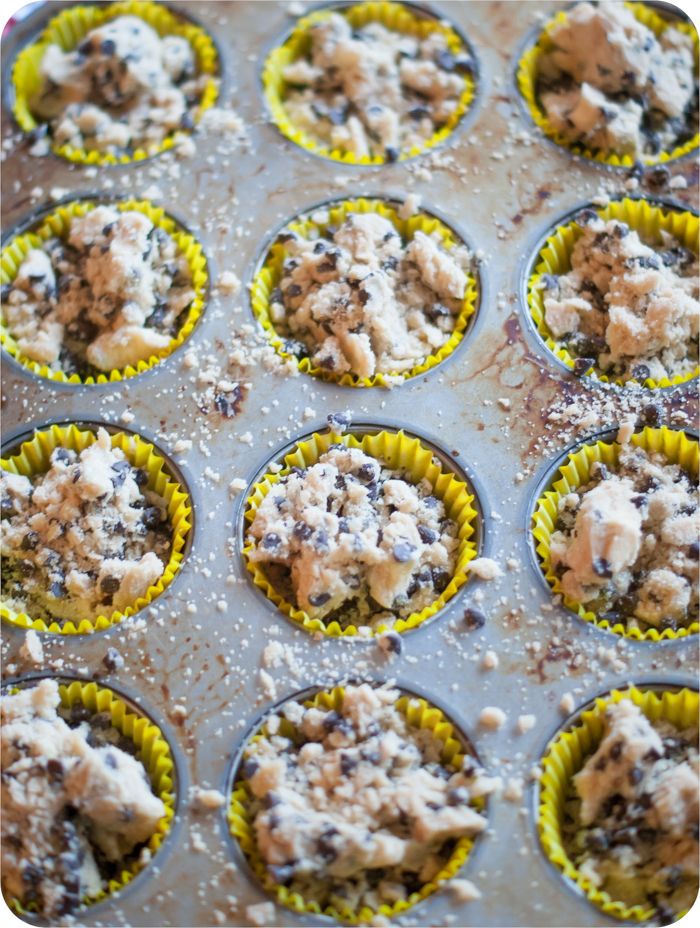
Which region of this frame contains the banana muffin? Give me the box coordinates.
[269,211,471,380]
[240,683,495,913]
[247,443,459,630]
[1,679,165,917]
[1,428,171,625]
[535,2,697,159]
[563,698,699,920]
[28,15,209,156]
[279,11,472,161]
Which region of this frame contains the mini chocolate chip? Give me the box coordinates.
[417,525,438,544]
[447,786,469,805]
[103,752,118,769]
[384,145,399,162]
[639,403,662,426]
[573,357,594,377]
[293,521,313,541]
[102,647,124,672]
[20,531,39,551]
[100,38,116,55]
[392,542,416,563]
[100,576,120,594]
[262,532,282,550]
[687,541,699,560]
[610,740,623,761]
[327,412,351,432]
[464,607,486,630]
[357,463,377,482]
[432,567,450,593]
[47,758,64,783]
[241,757,259,780]
[647,164,670,188]
[340,753,357,775]
[628,765,643,785]
[632,363,650,381]
[308,591,331,607]
[379,631,402,655]
[286,283,302,298]
[592,557,613,578]
[180,111,195,130]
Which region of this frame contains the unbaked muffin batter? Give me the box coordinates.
[2,205,195,375]
[280,12,472,160]
[564,699,699,919]
[536,2,697,159]
[1,679,165,917]
[242,683,495,912]
[247,444,459,630]
[29,16,209,155]
[1,428,171,624]
[540,213,699,384]
[269,211,471,379]
[549,440,698,633]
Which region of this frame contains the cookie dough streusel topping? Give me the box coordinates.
[29,16,209,155]
[243,683,496,912]
[565,699,699,919]
[2,205,195,375]
[549,441,698,634]
[248,444,458,630]
[536,1,697,159]
[270,212,470,380]
[281,12,472,160]
[1,428,171,625]
[541,213,699,384]
[1,679,165,918]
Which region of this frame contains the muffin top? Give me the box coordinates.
[549,438,698,633]
[535,1,697,159]
[247,443,458,630]
[539,212,699,384]
[278,11,472,161]
[2,205,195,376]
[1,678,165,918]
[29,15,209,156]
[1,427,171,624]
[565,698,699,919]
[241,683,496,913]
[269,211,471,380]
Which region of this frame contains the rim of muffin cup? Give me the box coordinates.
[226,678,488,925]
[522,195,699,391]
[241,423,481,639]
[2,672,179,918]
[250,195,480,388]
[535,682,699,922]
[10,0,220,167]
[0,195,210,386]
[0,421,193,635]
[515,1,700,169]
[530,424,699,642]
[261,0,479,166]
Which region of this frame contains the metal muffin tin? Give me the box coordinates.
[1,2,698,926]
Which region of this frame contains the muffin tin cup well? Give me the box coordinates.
[3,673,178,917]
[11,0,220,167]
[0,196,209,385]
[516,1,700,168]
[531,425,699,642]
[227,680,486,925]
[250,195,479,387]
[537,683,699,922]
[262,0,477,166]
[0,422,193,635]
[242,425,480,638]
[524,196,699,390]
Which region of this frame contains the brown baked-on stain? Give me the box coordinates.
[511,187,553,226]
[528,638,581,684]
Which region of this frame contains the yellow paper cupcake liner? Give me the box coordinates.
[532,426,699,641]
[11,0,219,166]
[538,685,699,921]
[228,684,484,925]
[7,677,176,915]
[1,197,208,385]
[527,197,699,389]
[517,1,699,166]
[1,423,192,634]
[243,428,478,637]
[252,197,478,387]
[263,1,475,165]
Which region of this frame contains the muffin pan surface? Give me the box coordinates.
[1,2,698,926]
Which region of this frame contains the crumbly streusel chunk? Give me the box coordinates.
[242,683,496,912]
[539,213,699,384]
[247,444,458,630]
[269,211,471,379]
[1,427,171,624]
[564,699,699,920]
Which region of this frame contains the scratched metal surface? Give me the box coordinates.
[1,1,699,926]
